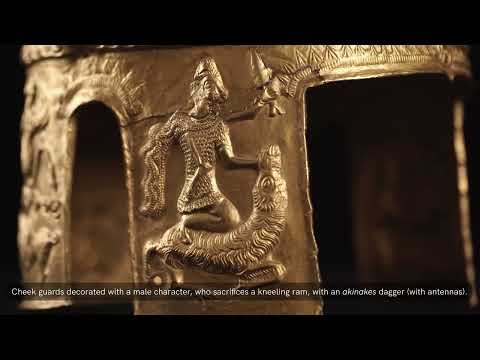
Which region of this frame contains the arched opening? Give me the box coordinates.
[69,102,132,309]
[306,82,356,314]
[306,75,470,314]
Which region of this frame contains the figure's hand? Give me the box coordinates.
[254,77,285,117]
[264,76,282,99]
[255,77,280,106]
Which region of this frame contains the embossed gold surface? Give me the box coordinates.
[17,45,477,314]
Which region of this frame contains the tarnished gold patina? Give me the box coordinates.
[17,45,477,314]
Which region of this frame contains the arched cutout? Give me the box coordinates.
[306,81,357,314]
[306,75,470,313]
[70,102,132,286]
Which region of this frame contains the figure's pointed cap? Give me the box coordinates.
[194,56,229,101]
[250,50,273,87]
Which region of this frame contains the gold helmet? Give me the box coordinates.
[194,55,229,102]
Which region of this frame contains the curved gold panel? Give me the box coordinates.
[17,45,476,314]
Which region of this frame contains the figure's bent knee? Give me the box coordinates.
[221,200,241,229]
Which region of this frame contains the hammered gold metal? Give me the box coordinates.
[17,45,476,314]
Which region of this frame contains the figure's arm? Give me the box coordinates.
[222,88,262,122]
[216,121,258,171]
[223,77,285,122]
[218,144,258,171]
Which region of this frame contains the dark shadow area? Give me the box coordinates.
[69,102,133,314]
[307,75,477,314]
[306,96,356,285]
[465,46,480,297]
[1,45,24,315]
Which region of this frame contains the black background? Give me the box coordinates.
[1,44,479,315]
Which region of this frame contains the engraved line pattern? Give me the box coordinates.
[259,45,470,96]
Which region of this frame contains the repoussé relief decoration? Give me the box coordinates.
[17,45,476,315]
[141,52,289,288]
[18,74,63,283]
